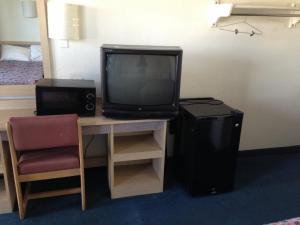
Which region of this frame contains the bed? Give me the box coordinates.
[0,60,43,85]
[0,41,44,85]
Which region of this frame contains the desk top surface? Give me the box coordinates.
[0,106,166,132]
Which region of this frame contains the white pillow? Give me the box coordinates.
[30,45,43,61]
[0,45,30,61]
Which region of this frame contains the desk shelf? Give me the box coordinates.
[0,177,12,213]
[0,151,4,175]
[0,139,15,214]
[0,178,5,198]
[0,162,3,175]
[113,134,163,162]
[108,121,167,199]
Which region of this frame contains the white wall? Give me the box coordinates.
[50,0,300,150]
[0,0,40,41]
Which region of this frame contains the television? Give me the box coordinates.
[101,44,183,118]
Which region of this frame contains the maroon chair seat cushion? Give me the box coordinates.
[18,146,80,175]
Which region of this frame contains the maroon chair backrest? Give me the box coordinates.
[9,114,79,151]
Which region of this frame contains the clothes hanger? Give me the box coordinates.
[218,17,263,37]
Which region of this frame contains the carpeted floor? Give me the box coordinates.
[1,151,300,225]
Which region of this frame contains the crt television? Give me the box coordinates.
[101,44,183,118]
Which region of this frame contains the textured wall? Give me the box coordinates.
[0,0,40,41]
[49,0,300,150]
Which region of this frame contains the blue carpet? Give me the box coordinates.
[1,152,300,225]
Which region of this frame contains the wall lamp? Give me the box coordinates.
[47,1,80,41]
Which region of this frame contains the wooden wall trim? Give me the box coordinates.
[36,0,52,79]
[0,41,40,46]
[0,86,35,99]
[0,99,36,110]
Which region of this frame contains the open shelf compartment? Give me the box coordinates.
[0,163,3,175]
[0,177,10,213]
[0,153,3,175]
[108,121,166,199]
[112,160,163,199]
[0,141,16,214]
[113,133,163,162]
[0,178,6,200]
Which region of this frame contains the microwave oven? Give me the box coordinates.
[36,79,96,117]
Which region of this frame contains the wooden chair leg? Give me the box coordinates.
[78,124,86,211]
[15,180,25,220]
[80,173,86,211]
[22,182,31,217]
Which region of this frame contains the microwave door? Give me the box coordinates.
[39,90,82,115]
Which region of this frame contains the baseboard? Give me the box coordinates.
[238,145,300,157]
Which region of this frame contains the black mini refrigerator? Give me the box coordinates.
[173,98,243,196]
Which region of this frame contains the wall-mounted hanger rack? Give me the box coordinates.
[218,18,263,37]
[210,1,300,28]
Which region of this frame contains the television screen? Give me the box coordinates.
[106,54,176,106]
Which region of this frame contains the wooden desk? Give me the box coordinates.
[0,107,167,212]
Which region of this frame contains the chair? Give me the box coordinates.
[6,114,86,219]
